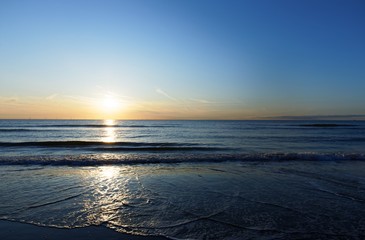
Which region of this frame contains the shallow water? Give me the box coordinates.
[1,120,365,239]
[1,162,365,239]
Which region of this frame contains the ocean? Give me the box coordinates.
[0,120,365,239]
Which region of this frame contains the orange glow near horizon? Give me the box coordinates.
[0,94,256,120]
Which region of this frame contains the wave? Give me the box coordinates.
[0,124,175,129]
[240,135,365,142]
[0,141,199,147]
[91,147,221,152]
[0,152,364,166]
[0,129,47,132]
[297,124,358,128]
[0,141,222,152]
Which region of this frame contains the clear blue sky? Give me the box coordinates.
[0,0,364,119]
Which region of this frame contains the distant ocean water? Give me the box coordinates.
[1,120,365,239]
[0,120,365,164]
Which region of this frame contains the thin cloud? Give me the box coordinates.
[155,88,178,101]
[190,98,215,104]
[95,86,135,102]
[45,93,58,100]
[0,96,19,104]
[265,115,365,120]
[62,95,97,105]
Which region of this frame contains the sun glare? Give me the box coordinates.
[102,96,120,112]
[97,94,128,119]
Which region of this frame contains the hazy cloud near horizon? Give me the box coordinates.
[265,115,365,120]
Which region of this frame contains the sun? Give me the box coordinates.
[97,93,129,118]
[102,96,120,112]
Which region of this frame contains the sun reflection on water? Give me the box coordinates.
[104,119,115,126]
[100,166,119,178]
[83,166,123,224]
[103,128,116,143]
[102,120,117,143]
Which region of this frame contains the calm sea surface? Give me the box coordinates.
[0,120,365,163]
[0,120,365,239]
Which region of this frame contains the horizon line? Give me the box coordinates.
[1,116,365,121]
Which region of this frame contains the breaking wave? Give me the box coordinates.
[0,152,364,166]
[0,141,223,152]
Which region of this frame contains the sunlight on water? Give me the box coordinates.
[104,119,116,126]
[102,120,117,143]
[1,120,365,238]
[1,162,365,239]
[100,166,119,179]
[83,166,126,224]
[102,127,117,143]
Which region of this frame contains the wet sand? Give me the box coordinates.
[1,161,365,239]
[0,220,169,240]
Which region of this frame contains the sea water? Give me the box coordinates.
[0,120,365,239]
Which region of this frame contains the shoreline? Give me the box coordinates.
[1,160,365,239]
[0,220,169,240]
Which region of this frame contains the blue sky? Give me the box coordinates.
[0,0,364,119]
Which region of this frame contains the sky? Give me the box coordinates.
[0,0,364,119]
